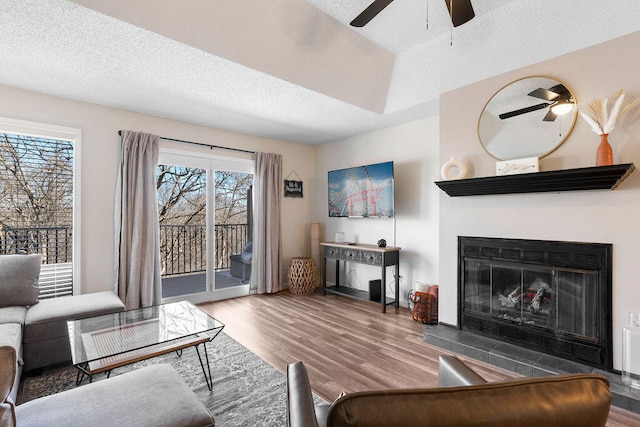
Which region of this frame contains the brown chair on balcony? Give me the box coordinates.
[230,241,252,282]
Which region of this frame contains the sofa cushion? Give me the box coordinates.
[0,307,26,326]
[15,364,215,427]
[24,291,125,343]
[0,254,41,308]
[23,291,125,371]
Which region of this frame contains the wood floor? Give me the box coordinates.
[198,290,640,427]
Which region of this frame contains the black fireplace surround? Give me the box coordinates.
[458,236,612,371]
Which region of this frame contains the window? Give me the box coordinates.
[0,118,80,298]
[157,150,253,303]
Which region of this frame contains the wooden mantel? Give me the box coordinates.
[435,163,635,197]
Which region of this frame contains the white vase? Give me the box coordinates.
[440,157,467,180]
[622,312,640,388]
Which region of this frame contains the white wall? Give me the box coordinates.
[314,117,440,306]
[439,31,640,370]
[0,84,315,295]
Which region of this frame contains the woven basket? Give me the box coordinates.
[287,257,318,295]
[409,290,438,324]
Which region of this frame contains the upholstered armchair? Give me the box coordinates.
[286,355,612,427]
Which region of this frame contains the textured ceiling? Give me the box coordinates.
[1,0,639,145]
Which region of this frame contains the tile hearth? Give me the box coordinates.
[424,324,640,414]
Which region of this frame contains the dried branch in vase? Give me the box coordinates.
[578,89,639,135]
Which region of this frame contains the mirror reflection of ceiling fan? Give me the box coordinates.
[498,85,575,122]
[350,0,475,28]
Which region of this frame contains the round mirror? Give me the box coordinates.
[478,76,577,160]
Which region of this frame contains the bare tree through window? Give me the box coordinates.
[157,165,252,279]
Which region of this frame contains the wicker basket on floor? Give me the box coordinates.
[287,257,318,295]
[409,290,438,324]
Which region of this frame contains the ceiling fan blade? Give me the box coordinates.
[499,102,549,120]
[528,88,560,102]
[350,0,394,27]
[443,0,475,27]
[542,109,558,122]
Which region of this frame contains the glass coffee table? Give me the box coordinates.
[67,300,224,390]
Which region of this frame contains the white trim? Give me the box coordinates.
[212,284,251,300]
[158,152,210,169]
[0,117,81,142]
[0,116,82,296]
[160,147,254,171]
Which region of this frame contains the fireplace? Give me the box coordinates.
[458,236,612,371]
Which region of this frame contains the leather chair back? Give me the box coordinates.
[327,374,611,427]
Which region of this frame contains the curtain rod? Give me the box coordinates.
[117,130,255,154]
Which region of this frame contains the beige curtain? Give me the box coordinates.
[114,131,162,309]
[250,152,282,294]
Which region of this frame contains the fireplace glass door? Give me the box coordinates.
[464,260,599,342]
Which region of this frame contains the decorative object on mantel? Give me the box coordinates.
[377,239,387,248]
[579,90,640,166]
[435,163,635,197]
[440,156,467,180]
[495,157,539,176]
[284,170,303,197]
[596,134,613,166]
[622,311,640,389]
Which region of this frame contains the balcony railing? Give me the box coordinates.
[0,224,249,295]
[159,223,249,277]
[0,226,72,262]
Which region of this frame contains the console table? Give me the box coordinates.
[321,242,400,313]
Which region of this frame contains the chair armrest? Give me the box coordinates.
[438,355,488,387]
[287,362,319,427]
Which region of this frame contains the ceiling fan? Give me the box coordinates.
[498,85,575,122]
[350,0,475,28]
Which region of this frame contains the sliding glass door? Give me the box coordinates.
[157,151,253,303]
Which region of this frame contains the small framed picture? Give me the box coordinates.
[284,180,303,197]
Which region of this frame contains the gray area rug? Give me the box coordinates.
[19,332,326,426]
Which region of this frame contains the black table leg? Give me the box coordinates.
[322,255,327,295]
[195,341,213,391]
[381,263,386,313]
[395,259,400,309]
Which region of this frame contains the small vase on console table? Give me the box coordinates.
[596,134,613,166]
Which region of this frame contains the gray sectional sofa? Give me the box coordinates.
[0,254,215,427]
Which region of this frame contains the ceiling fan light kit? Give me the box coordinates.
[550,102,574,116]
